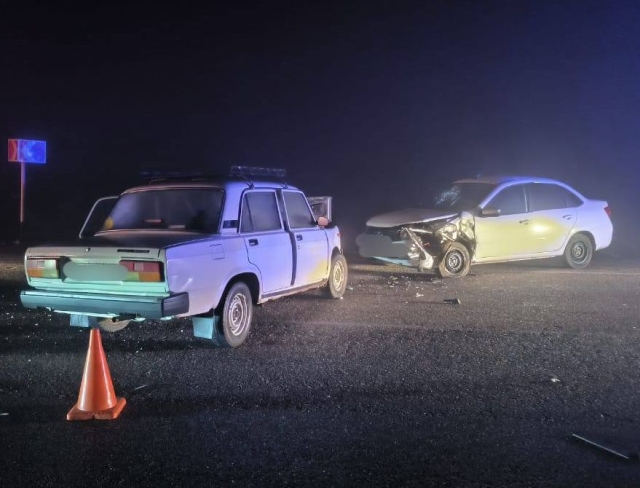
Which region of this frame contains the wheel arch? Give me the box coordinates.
[215,272,260,314]
[566,230,595,251]
[331,246,343,259]
[459,239,474,260]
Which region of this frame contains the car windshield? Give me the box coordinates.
[432,182,496,212]
[101,188,224,233]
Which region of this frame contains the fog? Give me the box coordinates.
[1,2,638,256]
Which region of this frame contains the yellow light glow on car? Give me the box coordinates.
[26,258,60,279]
[531,223,549,235]
[120,260,163,282]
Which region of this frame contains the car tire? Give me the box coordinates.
[436,242,470,278]
[323,253,348,299]
[212,282,253,348]
[564,233,593,269]
[98,319,131,333]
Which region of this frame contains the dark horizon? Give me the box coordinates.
[2,1,639,250]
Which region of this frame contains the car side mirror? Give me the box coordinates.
[480,206,501,218]
[317,216,330,227]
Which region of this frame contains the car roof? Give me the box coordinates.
[454,175,567,186]
[122,178,300,194]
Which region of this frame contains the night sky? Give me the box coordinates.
[1,1,638,249]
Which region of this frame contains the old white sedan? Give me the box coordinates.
[20,167,348,347]
[356,176,613,277]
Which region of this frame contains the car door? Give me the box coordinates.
[474,184,535,260]
[282,190,329,287]
[240,190,293,293]
[524,183,579,253]
[307,196,332,221]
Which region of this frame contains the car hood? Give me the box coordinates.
[367,208,459,228]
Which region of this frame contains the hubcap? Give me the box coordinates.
[571,241,587,264]
[446,250,464,274]
[228,292,249,336]
[332,260,345,291]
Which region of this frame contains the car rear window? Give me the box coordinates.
[104,188,224,233]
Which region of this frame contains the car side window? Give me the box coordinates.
[240,191,282,233]
[486,185,526,216]
[527,183,582,211]
[283,191,316,229]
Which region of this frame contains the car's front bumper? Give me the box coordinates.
[20,289,189,319]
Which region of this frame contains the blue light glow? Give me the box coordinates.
[19,140,46,164]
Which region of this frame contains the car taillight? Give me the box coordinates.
[604,205,612,218]
[119,260,163,282]
[26,258,60,279]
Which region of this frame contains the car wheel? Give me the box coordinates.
[212,282,253,348]
[323,253,348,299]
[98,319,131,333]
[564,233,593,269]
[436,242,470,278]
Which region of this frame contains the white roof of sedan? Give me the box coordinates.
[454,175,566,186]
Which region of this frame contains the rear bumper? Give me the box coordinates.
[20,289,189,319]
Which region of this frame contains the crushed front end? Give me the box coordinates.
[356,213,475,270]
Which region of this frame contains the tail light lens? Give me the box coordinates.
[120,260,163,282]
[26,258,60,279]
[604,205,612,218]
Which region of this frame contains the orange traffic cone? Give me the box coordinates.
[67,328,126,420]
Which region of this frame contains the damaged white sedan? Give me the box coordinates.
[356,176,613,277]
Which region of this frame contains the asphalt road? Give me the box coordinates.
[1,248,639,487]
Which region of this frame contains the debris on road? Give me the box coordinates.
[443,298,461,305]
[415,293,424,298]
[550,376,561,383]
[571,433,639,462]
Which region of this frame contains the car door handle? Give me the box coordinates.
[519,219,530,225]
[563,215,573,220]
[248,238,259,246]
[296,235,303,241]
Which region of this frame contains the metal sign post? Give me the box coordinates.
[8,139,46,242]
[20,161,25,241]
